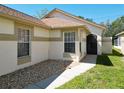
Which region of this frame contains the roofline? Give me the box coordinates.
[42,8,57,19]
[0,4,50,29]
[0,5,106,30]
[43,8,106,30]
[50,25,89,30]
[115,31,124,36]
[0,4,40,21]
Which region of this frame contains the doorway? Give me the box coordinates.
[87,34,97,54]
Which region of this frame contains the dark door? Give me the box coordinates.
[87,34,97,54]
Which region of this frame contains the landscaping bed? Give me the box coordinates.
[0,60,72,89]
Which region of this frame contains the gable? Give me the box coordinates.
[45,10,104,36]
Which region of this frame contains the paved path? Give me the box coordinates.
[24,55,97,89]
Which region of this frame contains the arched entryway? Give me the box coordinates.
[86,34,97,54]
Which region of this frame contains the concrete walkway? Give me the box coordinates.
[24,55,97,89]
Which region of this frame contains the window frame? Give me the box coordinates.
[17,26,31,58]
[64,31,76,53]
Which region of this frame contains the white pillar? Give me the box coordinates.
[75,29,80,62]
[97,35,102,55]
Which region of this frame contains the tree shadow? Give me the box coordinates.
[96,55,113,66]
[97,48,123,66]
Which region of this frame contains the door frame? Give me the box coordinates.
[86,34,97,54]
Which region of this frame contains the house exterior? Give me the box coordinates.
[0,5,112,76]
[114,31,124,54]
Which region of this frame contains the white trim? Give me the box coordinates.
[115,31,124,36]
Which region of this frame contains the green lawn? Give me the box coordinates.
[57,48,124,89]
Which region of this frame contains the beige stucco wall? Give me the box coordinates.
[32,26,49,63]
[0,17,50,76]
[0,17,15,34]
[32,42,49,63]
[34,26,49,37]
[0,41,17,76]
[49,42,63,59]
[48,30,63,59]
[0,41,49,76]
[0,17,16,76]
[32,26,49,64]
[102,37,112,54]
[49,30,61,38]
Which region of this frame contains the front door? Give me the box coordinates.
[87,34,97,54]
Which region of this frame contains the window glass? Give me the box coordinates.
[18,28,30,57]
[64,32,75,53]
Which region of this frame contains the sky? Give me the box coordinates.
[4,4,124,24]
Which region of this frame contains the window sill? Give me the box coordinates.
[64,52,75,54]
[63,52,76,58]
[17,56,31,65]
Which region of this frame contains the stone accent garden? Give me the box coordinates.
[0,60,72,89]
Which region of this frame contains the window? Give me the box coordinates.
[114,36,121,46]
[118,37,121,46]
[17,28,30,57]
[64,32,75,53]
[80,42,81,53]
[114,37,118,46]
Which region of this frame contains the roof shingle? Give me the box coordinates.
[41,18,84,29]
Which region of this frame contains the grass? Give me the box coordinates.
[57,48,124,89]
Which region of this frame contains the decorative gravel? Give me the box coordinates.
[0,60,72,89]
